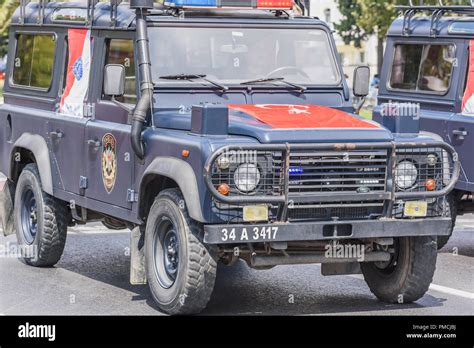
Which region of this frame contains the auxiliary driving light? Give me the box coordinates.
[243,205,268,222]
[425,179,437,191]
[426,154,438,166]
[217,155,231,170]
[217,183,230,195]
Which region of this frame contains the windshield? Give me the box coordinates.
[148,27,341,87]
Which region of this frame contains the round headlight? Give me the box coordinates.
[234,163,261,192]
[395,160,418,190]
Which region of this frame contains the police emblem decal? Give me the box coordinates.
[101,133,117,193]
[72,57,83,81]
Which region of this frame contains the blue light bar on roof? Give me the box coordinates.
[165,0,293,9]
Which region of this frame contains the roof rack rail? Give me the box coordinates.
[17,0,127,28]
[397,0,474,37]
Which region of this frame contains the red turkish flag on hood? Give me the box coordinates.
[228,104,381,129]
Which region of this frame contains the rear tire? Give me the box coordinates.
[361,236,437,303]
[145,188,217,315]
[437,194,457,250]
[14,163,68,267]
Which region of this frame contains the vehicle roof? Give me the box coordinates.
[11,2,324,29]
[388,15,474,39]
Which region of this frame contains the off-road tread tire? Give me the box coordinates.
[15,163,68,267]
[437,193,457,250]
[146,188,217,315]
[361,236,437,303]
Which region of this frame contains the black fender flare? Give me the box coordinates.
[139,157,205,222]
[10,133,54,195]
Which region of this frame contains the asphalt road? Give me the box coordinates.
[0,216,473,316]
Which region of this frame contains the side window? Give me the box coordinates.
[103,39,136,104]
[390,43,455,94]
[12,33,56,89]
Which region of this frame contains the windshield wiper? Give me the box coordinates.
[240,77,307,93]
[158,74,228,92]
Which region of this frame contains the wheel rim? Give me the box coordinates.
[152,217,180,289]
[21,188,38,245]
[374,239,400,274]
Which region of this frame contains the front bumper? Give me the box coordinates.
[203,217,452,244]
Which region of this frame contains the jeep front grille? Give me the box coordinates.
[284,150,388,194]
[288,201,384,221]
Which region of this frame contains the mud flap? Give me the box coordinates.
[130,226,147,285]
[321,262,362,276]
[0,179,16,236]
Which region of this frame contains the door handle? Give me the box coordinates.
[452,129,468,140]
[87,139,101,149]
[49,131,64,139]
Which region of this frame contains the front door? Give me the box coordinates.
[85,36,137,209]
[85,120,134,208]
[49,29,91,195]
[448,39,474,190]
[448,114,474,187]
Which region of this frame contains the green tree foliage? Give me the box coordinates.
[336,0,402,73]
[355,0,400,39]
[354,0,471,38]
[0,0,19,56]
[333,0,366,48]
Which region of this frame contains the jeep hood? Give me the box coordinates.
[154,104,393,143]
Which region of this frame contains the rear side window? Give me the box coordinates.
[12,33,56,89]
[103,39,136,104]
[389,43,456,94]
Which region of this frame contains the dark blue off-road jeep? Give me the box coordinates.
[0,0,460,314]
[375,1,474,249]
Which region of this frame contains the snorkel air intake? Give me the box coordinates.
[130,0,154,160]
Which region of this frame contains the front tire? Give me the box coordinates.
[145,189,217,315]
[437,194,457,250]
[14,163,68,267]
[361,236,437,303]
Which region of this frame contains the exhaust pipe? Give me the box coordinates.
[130,0,154,160]
[250,251,391,268]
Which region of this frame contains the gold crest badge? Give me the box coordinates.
[101,133,117,193]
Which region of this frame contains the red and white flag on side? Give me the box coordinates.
[60,29,92,117]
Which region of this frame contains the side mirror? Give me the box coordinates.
[353,65,370,97]
[104,64,125,97]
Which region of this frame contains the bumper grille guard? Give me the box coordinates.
[204,141,460,221]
